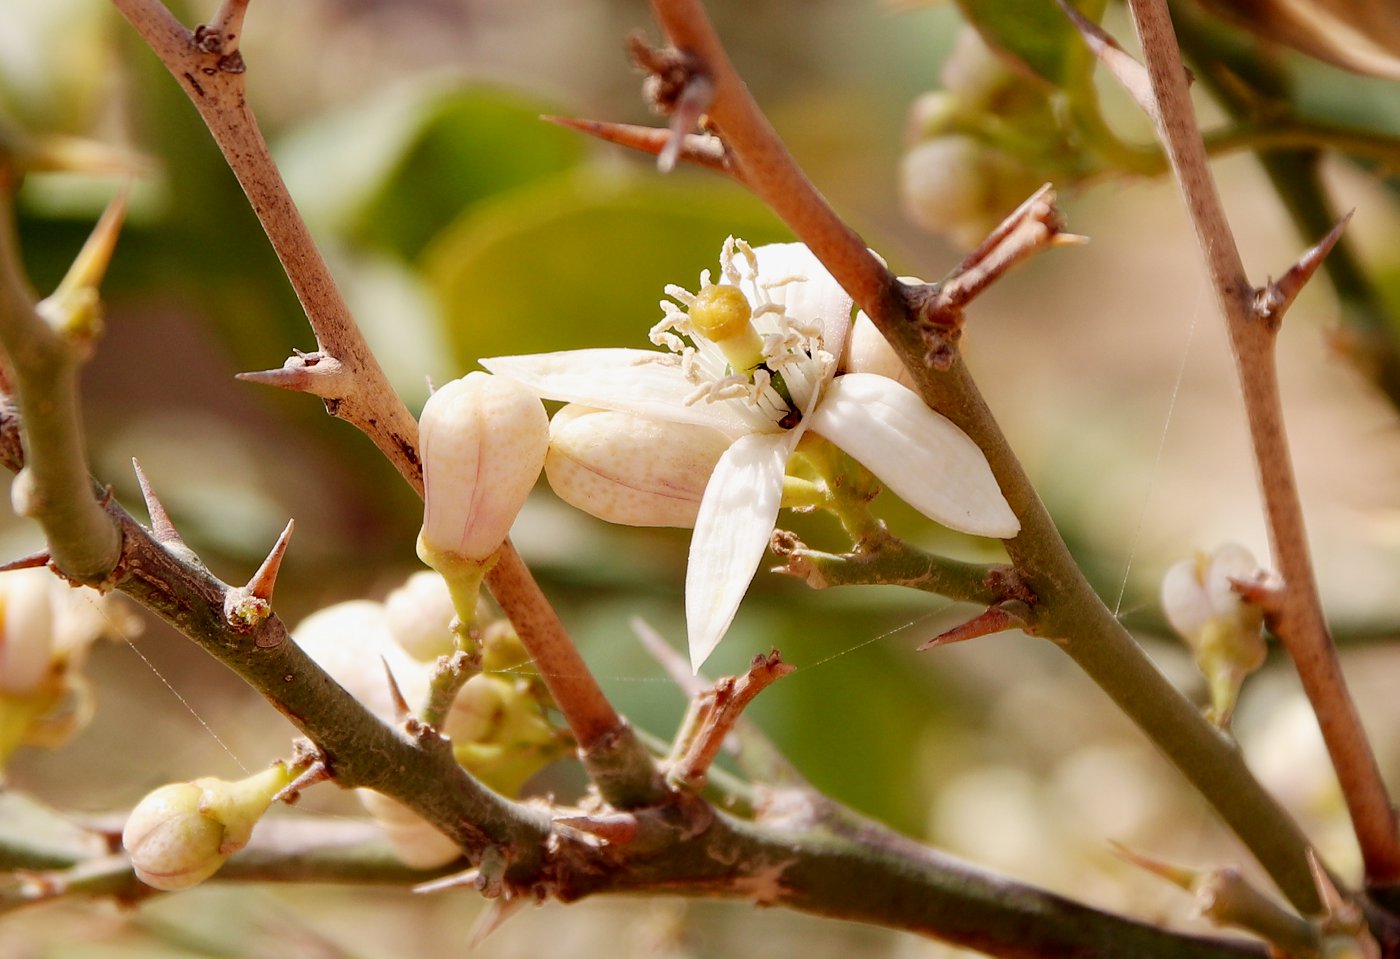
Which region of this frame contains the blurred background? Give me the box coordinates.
[3,0,1400,955]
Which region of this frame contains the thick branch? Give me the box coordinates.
[1125,0,1400,889]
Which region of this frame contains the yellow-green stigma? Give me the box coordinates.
[689,284,764,373]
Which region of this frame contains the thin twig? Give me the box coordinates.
[108,0,651,800]
[1125,0,1400,888]
[668,651,794,789]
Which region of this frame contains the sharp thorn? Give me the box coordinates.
[413,867,480,895]
[381,656,412,723]
[542,115,731,174]
[1107,840,1197,890]
[271,759,329,805]
[468,896,528,949]
[553,812,639,845]
[246,519,294,602]
[1055,0,1159,117]
[917,604,1025,651]
[236,352,342,397]
[131,458,185,547]
[1257,212,1352,324]
[0,549,51,573]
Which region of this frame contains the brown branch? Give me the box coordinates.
[667,650,793,790]
[645,1,907,330]
[108,0,423,493]
[1125,0,1400,887]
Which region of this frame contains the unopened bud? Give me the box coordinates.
[0,569,56,696]
[358,790,462,869]
[385,570,457,662]
[419,372,549,564]
[1161,543,1268,725]
[418,373,548,627]
[292,600,429,720]
[900,135,1040,251]
[123,765,292,891]
[545,404,729,528]
[842,311,916,389]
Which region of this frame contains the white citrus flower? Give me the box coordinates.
[483,238,1017,670]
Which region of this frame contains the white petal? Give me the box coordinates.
[752,243,852,360]
[808,373,1019,538]
[481,349,751,435]
[685,431,797,671]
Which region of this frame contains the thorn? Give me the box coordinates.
[468,896,528,948]
[1255,212,1351,326]
[658,75,714,173]
[131,458,185,547]
[0,549,51,573]
[917,603,1028,651]
[1055,0,1159,118]
[553,812,639,846]
[631,616,709,697]
[236,352,343,398]
[381,656,412,723]
[1307,848,1358,925]
[413,867,480,896]
[1228,573,1285,623]
[246,519,294,602]
[543,116,732,175]
[35,187,129,349]
[271,759,329,805]
[1108,840,1197,890]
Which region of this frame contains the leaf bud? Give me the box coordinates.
[544,404,730,528]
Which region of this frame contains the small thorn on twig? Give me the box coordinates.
[1228,573,1285,625]
[381,656,412,724]
[236,352,343,398]
[272,758,329,805]
[669,650,794,790]
[1254,213,1351,328]
[468,896,528,948]
[543,116,732,175]
[917,603,1027,651]
[0,549,52,573]
[413,867,480,895]
[553,812,640,846]
[1055,0,1162,118]
[131,458,185,548]
[1108,840,1198,890]
[246,519,294,602]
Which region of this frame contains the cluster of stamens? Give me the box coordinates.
[649,238,834,432]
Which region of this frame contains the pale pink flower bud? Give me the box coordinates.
[545,404,730,528]
[419,372,549,563]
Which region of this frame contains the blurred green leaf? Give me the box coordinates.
[425,169,789,368]
[951,0,1102,85]
[277,85,584,260]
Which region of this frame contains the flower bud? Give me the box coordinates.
[357,790,462,869]
[545,404,730,528]
[384,570,457,662]
[419,372,549,564]
[842,312,916,390]
[292,600,429,720]
[900,135,1041,251]
[0,569,56,696]
[123,766,292,891]
[1161,543,1268,725]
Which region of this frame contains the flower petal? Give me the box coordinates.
[685,430,797,671]
[752,243,852,361]
[807,373,1019,538]
[481,349,752,435]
